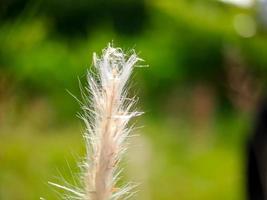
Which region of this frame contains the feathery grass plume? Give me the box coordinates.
[50,44,143,200]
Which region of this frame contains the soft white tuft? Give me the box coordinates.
[50,44,143,200]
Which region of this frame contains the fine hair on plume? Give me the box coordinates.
[49,43,144,200]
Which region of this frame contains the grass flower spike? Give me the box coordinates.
[50,44,143,200]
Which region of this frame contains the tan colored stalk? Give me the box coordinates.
[49,44,143,200]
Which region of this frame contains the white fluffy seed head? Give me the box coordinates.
[84,44,142,200]
[50,44,143,200]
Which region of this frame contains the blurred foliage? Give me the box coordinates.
[0,113,249,200]
[0,0,265,199]
[0,0,267,117]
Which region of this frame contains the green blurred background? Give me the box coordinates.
[0,0,266,199]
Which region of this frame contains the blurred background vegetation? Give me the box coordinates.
[0,0,266,199]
